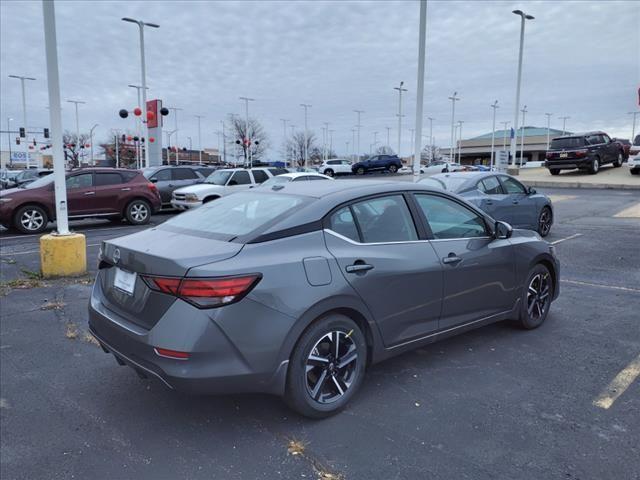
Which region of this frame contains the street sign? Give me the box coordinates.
[496,150,509,172]
[10,151,35,163]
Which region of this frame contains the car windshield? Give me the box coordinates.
[204,170,233,185]
[21,173,55,189]
[260,176,292,187]
[141,168,158,179]
[161,191,307,238]
[550,137,585,149]
[418,177,447,190]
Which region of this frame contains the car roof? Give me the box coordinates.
[554,131,606,139]
[429,171,518,191]
[276,172,329,179]
[68,167,137,174]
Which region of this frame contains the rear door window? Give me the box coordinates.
[172,168,198,180]
[351,195,418,243]
[252,170,269,183]
[328,207,360,242]
[229,170,251,185]
[66,173,93,189]
[95,172,123,186]
[478,176,503,194]
[150,169,171,181]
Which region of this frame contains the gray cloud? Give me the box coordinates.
[1,0,638,158]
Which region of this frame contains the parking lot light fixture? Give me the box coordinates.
[9,74,36,169]
[427,117,434,162]
[628,111,639,142]
[559,115,570,136]
[545,112,553,149]
[194,114,204,165]
[66,99,85,163]
[457,120,464,163]
[490,101,499,169]
[168,106,182,164]
[300,103,311,168]
[448,92,459,161]
[89,123,98,165]
[240,97,255,166]
[353,110,363,162]
[509,9,534,168]
[122,17,159,168]
[394,81,408,156]
[520,105,528,165]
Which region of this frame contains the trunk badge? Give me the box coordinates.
[113,248,121,264]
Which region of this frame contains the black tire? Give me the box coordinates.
[613,153,623,168]
[356,167,365,175]
[588,156,600,174]
[14,204,49,234]
[537,206,552,237]
[124,199,151,225]
[517,264,553,330]
[388,165,398,174]
[284,314,367,419]
[324,169,334,177]
[549,169,560,176]
[631,169,640,175]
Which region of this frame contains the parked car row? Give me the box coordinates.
[1,168,53,189]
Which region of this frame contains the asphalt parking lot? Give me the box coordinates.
[1,185,639,480]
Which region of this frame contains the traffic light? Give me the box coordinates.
[43,128,50,139]
[119,109,129,119]
[33,139,37,146]
[19,127,25,138]
[16,137,20,145]
[121,134,126,143]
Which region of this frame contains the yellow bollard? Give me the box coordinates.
[40,233,87,278]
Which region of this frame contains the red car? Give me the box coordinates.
[0,168,161,234]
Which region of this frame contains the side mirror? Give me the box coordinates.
[527,186,536,195]
[494,220,513,239]
[150,178,158,183]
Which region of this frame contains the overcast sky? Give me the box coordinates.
[1,0,638,159]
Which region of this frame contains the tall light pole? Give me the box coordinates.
[9,75,36,168]
[457,120,464,163]
[122,17,159,168]
[628,112,639,141]
[509,9,534,168]
[427,117,434,163]
[6,117,12,162]
[559,116,570,136]
[187,136,192,162]
[448,91,459,161]
[300,103,311,167]
[89,123,98,164]
[168,106,182,164]
[128,85,147,167]
[221,119,227,165]
[66,99,85,164]
[239,97,255,166]
[289,124,296,166]
[412,0,428,178]
[409,129,415,158]
[490,100,499,169]
[164,129,176,163]
[280,118,288,166]
[385,126,391,147]
[394,81,407,156]
[519,105,528,165]
[194,114,204,165]
[351,128,356,161]
[501,121,510,151]
[545,112,553,149]
[329,129,334,158]
[353,110,363,161]
[323,122,329,161]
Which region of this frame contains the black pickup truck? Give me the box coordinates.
[545,131,625,175]
[352,154,403,175]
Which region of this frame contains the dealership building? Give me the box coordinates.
[445,126,569,166]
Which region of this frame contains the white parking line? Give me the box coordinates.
[0,225,138,241]
[550,233,583,245]
[593,353,640,409]
[0,243,101,257]
[560,279,640,293]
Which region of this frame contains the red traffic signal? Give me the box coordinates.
[149,137,155,143]
[127,136,133,141]
[119,109,129,119]
[146,111,155,121]
[133,107,142,116]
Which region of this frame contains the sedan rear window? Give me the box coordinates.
[550,137,585,149]
[161,191,306,238]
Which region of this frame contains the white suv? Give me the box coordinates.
[319,159,353,177]
[171,167,283,209]
[628,153,640,175]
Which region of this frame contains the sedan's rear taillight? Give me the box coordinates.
[142,274,261,308]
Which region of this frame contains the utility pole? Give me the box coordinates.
[280,118,288,166]
[412,0,427,178]
[300,103,311,168]
[385,126,391,147]
[501,121,510,152]
[89,123,98,164]
[128,84,147,167]
[239,97,254,166]
[66,99,85,165]
[457,120,464,163]
[490,100,499,169]
[630,112,640,142]
[394,81,407,157]
[168,106,182,164]
[351,128,356,162]
[519,105,527,165]
[289,124,296,166]
[8,75,36,168]
[448,91,459,161]
[221,119,226,165]
[427,117,434,163]
[194,114,204,165]
[559,116,570,136]
[353,110,363,161]
[6,117,12,163]
[323,122,329,161]
[545,112,553,150]
[329,129,334,158]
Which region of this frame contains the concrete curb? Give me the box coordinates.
[525,180,640,190]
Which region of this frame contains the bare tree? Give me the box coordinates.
[421,144,441,163]
[375,145,396,156]
[227,114,269,163]
[99,131,138,168]
[285,130,318,166]
[63,131,91,168]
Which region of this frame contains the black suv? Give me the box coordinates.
[352,155,402,175]
[545,131,625,175]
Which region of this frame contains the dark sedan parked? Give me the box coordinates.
[89,180,559,418]
[545,131,624,175]
[0,168,161,233]
[142,166,209,207]
[420,172,554,236]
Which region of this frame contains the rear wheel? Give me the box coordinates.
[14,204,48,234]
[285,314,366,418]
[125,199,151,225]
[356,167,365,175]
[588,157,600,174]
[518,264,553,330]
[388,165,398,174]
[537,206,552,237]
[613,153,623,168]
[324,169,334,177]
[549,169,560,176]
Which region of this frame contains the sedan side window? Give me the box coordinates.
[351,195,418,243]
[66,173,93,189]
[479,176,503,194]
[228,170,251,185]
[95,173,123,186]
[328,207,360,242]
[499,176,526,194]
[415,194,487,240]
[151,169,171,182]
[172,168,198,180]
[251,170,269,184]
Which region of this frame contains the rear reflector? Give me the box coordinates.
[154,347,190,360]
[142,274,261,308]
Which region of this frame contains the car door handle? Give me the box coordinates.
[442,253,462,265]
[168,184,174,187]
[83,191,95,196]
[345,263,374,273]
[121,187,131,191]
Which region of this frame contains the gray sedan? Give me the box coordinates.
[89,180,559,418]
[421,172,554,236]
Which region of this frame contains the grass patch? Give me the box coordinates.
[20,268,42,280]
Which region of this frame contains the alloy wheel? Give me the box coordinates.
[305,330,358,404]
[538,208,552,236]
[20,209,44,232]
[130,203,148,222]
[527,273,550,323]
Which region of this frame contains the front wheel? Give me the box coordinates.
[588,157,600,174]
[323,169,334,177]
[388,165,398,174]
[14,204,49,234]
[518,264,553,330]
[537,206,552,237]
[285,314,366,418]
[356,167,365,175]
[125,199,151,225]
